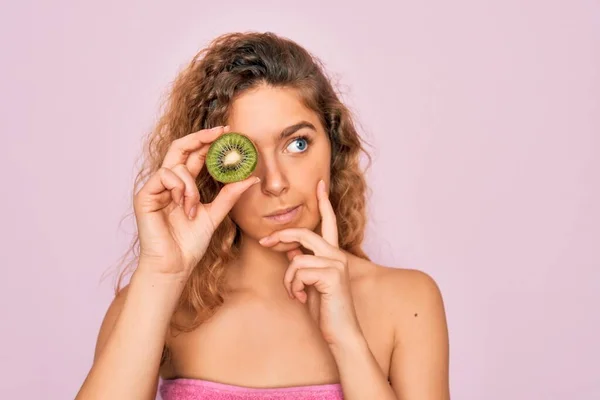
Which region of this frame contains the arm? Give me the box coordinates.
[388,269,450,399]
[329,333,397,400]
[330,269,450,400]
[261,184,449,398]
[75,125,256,399]
[75,263,185,400]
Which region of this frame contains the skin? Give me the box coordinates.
[165,85,450,398]
[79,84,450,399]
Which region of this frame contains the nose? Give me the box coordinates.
[258,156,289,197]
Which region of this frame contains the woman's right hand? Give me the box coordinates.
[132,126,260,277]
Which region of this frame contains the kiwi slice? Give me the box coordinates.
[205,132,258,183]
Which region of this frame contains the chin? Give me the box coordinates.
[237,210,320,251]
[266,242,303,253]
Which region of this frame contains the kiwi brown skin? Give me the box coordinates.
[205,132,258,184]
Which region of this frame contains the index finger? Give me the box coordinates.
[260,228,338,259]
[161,126,227,170]
[316,180,339,248]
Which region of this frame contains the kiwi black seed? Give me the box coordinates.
[205,132,258,183]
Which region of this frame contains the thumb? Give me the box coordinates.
[206,176,260,224]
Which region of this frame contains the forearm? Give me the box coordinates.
[331,333,397,400]
[76,264,185,400]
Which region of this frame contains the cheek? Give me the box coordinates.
[303,198,321,230]
[229,189,256,224]
[293,149,330,183]
[292,151,331,228]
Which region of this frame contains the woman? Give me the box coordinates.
[76,32,450,399]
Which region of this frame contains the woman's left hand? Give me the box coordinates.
[258,180,363,346]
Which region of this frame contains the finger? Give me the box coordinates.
[290,267,338,302]
[284,255,333,297]
[205,176,261,225]
[134,167,185,213]
[161,126,227,169]
[170,164,201,219]
[306,286,321,320]
[317,179,339,247]
[286,248,303,262]
[260,228,336,259]
[186,125,231,178]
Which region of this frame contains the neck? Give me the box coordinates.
[225,235,292,299]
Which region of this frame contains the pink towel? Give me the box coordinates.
[160,378,344,400]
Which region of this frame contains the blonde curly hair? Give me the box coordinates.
[115,31,371,334]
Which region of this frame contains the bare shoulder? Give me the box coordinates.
[355,264,450,398]
[349,255,446,323]
[376,265,445,313]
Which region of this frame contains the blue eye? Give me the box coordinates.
[287,137,309,153]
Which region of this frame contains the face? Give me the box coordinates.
[227,84,331,252]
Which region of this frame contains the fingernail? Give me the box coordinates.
[189,205,197,220]
[318,180,326,196]
[259,236,270,245]
[224,125,230,131]
[211,126,223,131]
[253,176,261,184]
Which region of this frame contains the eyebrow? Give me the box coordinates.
[279,121,317,140]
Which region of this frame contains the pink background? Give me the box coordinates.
[1,0,598,399]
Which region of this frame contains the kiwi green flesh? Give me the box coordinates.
[205,132,258,183]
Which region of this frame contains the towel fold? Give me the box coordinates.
[160,378,344,400]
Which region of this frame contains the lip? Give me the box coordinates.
[264,205,302,224]
[265,205,299,217]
